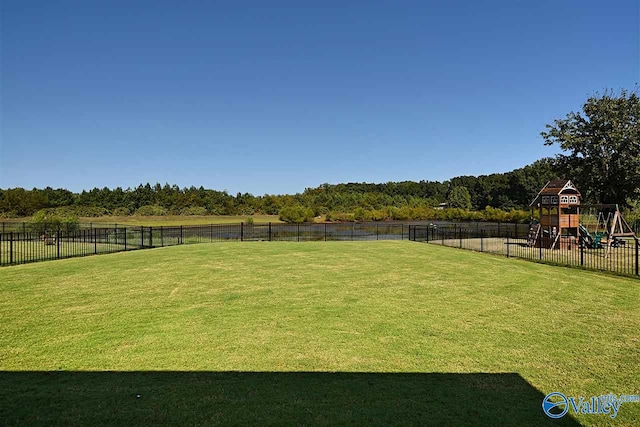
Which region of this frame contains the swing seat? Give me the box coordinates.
[592,234,604,249]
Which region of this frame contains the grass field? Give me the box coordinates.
[0,242,638,425]
[1,214,282,229]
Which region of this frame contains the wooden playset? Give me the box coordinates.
[527,179,637,254]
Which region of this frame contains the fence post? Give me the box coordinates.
[141,227,144,248]
[10,232,13,264]
[94,228,98,254]
[539,237,543,260]
[180,226,184,244]
[459,227,462,248]
[636,239,640,276]
[149,226,153,248]
[480,229,484,252]
[210,224,213,242]
[401,224,404,240]
[297,223,300,242]
[506,234,510,257]
[124,228,127,250]
[580,239,584,266]
[269,222,272,242]
[57,229,61,259]
[160,226,164,247]
[240,223,243,242]
[324,223,327,241]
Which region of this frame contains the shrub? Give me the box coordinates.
[326,211,356,222]
[390,207,412,221]
[246,216,254,225]
[0,211,19,219]
[181,206,209,216]
[111,207,131,216]
[135,205,168,216]
[371,208,392,221]
[353,207,373,222]
[279,206,314,223]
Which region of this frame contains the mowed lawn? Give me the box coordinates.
[0,242,638,426]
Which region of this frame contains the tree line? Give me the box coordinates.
[0,159,555,222]
[1,89,639,224]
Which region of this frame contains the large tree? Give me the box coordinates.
[541,89,640,205]
[448,186,472,210]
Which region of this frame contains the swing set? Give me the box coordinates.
[580,204,637,253]
[528,180,638,256]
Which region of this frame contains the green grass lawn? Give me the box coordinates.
[0,242,638,426]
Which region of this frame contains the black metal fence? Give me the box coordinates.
[0,222,414,266]
[5,220,637,278]
[409,224,640,278]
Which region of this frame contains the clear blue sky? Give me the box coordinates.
[1,0,638,195]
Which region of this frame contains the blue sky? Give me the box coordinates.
[1,1,638,195]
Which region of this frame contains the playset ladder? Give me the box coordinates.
[527,223,541,247]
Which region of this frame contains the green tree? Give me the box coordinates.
[541,89,640,205]
[0,188,48,216]
[448,186,472,210]
[30,208,79,233]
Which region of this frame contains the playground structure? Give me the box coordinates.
[528,180,638,254]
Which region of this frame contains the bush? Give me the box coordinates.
[390,207,412,221]
[353,207,373,222]
[111,207,131,216]
[279,206,314,223]
[0,211,19,219]
[180,206,209,216]
[135,205,168,216]
[30,208,79,233]
[325,211,355,222]
[371,208,392,221]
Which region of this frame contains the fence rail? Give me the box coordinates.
[409,224,640,278]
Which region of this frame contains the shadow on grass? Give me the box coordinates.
[0,371,580,426]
